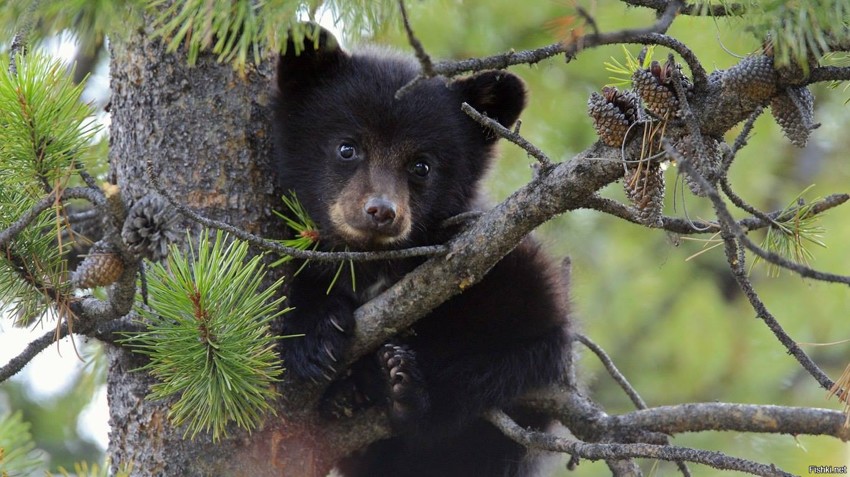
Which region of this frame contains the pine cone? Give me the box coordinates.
[588,87,640,147]
[122,194,181,261]
[71,240,124,289]
[671,134,723,197]
[722,55,776,102]
[770,86,816,147]
[624,162,665,227]
[633,59,688,119]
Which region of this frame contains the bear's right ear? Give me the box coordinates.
[277,23,347,91]
[453,70,527,143]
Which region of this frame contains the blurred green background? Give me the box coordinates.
[2,0,849,475]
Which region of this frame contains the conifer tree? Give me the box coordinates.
[1,1,850,475]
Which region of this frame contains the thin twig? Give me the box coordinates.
[461,102,553,168]
[144,159,447,262]
[0,325,66,383]
[75,161,100,190]
[430,31,707,89]
[439,211,483,229]
[0,187,105,248]
[723,233,835,391]
[397,0,434,76]
[738,193,850,232]
[485,409,793,477]
[576,334,647,409]
[724,106,764,172]
[665,141,839,390]
[667,142,850,287]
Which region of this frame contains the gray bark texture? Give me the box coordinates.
[106,21,348,476]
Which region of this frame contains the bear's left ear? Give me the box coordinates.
[277,23,348,92]
[453,71,527,142]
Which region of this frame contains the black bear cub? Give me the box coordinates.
[273,25,571,477]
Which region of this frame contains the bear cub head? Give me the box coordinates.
[273,25,526,251]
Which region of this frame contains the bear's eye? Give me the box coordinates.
[337,143,357,161]
[409,161,431,178]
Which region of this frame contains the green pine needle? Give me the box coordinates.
[145,0,398,70]
[604,45,655,87]
[272,191,356,294]
[124,230,288,441]
[0,50,100,189]
[0,411,43,475]
[717,0,850,70]
[0,187,69,326]
[53,460,132,477]
[0,49,92,325]
[753,186,827,277]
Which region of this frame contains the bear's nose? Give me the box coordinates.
[365,198,396,227]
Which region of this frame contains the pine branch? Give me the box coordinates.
[807,65,850,83]
[0,187,104,249]
[576,333,647,409]
[485,409,793,476]
[425,30,707,90]
[0,322,68,383]
[124,230,286,441]
[144,157,448,262]
[461,103,553,168]
[0,411,41,474]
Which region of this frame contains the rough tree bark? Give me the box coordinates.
[105,19,329,476]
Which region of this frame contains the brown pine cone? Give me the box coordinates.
[770,86,816,148]
[670,133,723,197]
[722,55,777,102]
[122,194,181,261]
[71,240,125,289]
[588,87,640,147]
[624,162,665,227]
[632,59,689,119]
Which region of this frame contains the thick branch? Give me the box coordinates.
[807,66,850,84]
[614,402,850,440]
[348,143,624,361]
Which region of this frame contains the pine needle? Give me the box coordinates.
[827,362,850,427]
[124,230,288,441]
[604,45,655,87]
[272,191,356,294]
[752,186,827,277]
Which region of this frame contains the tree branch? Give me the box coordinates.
[807,66,850,84]
[485,409,793,476]
[144,157,448,262]
[614,402,850,439]
[347,142,625,363]
[461,102,553,168]
[576,333,647,409]
[665,143,838,390]
[0,187,105,249]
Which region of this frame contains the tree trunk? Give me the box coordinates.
[106,19,340,477]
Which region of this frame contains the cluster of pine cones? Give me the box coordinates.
[71,194,180,289]
[587,54,816,227]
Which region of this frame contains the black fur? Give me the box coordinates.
[272,25,571,477]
